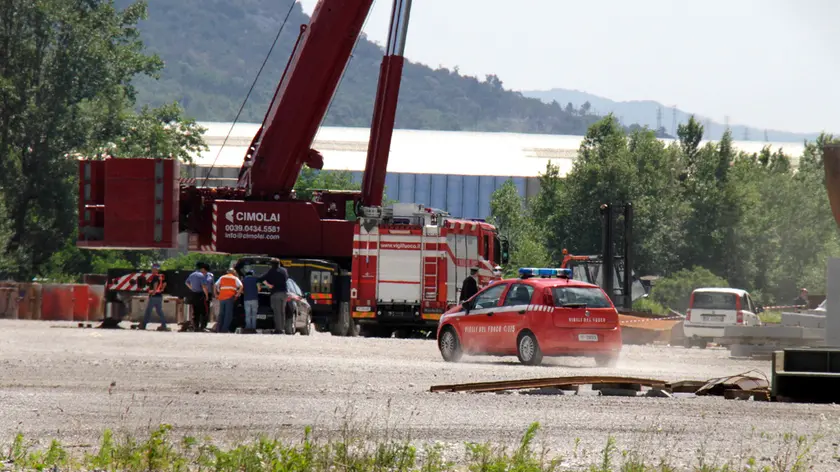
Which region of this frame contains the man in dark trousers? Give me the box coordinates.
[185,262,210,331]
[140,263,167,331]
[794,288,809,310]
[460,267,480,303]
[258,260,289,334]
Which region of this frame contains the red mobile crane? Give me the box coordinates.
[77,0,506,336]
[79,0,411,260]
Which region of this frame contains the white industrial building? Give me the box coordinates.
[186,121,808,220]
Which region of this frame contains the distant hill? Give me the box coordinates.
[117,0,629,136]
[521,88,821,143]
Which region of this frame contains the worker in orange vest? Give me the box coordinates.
[214,267,243,333]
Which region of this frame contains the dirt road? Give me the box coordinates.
[0,320,837,469]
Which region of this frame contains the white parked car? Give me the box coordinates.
[683,288,762,348]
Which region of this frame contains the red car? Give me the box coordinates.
[437,268,622,366]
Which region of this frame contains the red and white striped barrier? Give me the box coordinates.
[107,272,154,292]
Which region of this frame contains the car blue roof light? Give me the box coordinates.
[518,267,573,279]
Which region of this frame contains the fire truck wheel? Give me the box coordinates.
[438,327,462,362]
[330,302,350,336]
[517,331,543,366]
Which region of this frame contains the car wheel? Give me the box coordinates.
[595,354,619,367]
[300,312,311,336]
[517,331,543,366]
[284,307,296,335]
[438,327,462,362]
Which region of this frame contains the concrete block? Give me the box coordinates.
[722,325,825,341]
[827,258,840,347]
[129,296,181,324]
[782,312,826,329]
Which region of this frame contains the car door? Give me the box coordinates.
[742,293,759,326]
[459,283,508,353]
[286,279,302,316]
[491,283,534,352]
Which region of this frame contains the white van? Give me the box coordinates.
[683,288,762,348]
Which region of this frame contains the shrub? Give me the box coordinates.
[650,266,729,313]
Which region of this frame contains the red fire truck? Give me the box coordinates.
[75,0,507,336]
[351,203,507,337]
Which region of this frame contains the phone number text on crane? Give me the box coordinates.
[224,224,281,233]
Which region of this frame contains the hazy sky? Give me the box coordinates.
[298,0,839,134]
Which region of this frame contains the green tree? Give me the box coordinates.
[649,266,729,313]
[80,103,208,163]
[293,168,360,201]
[488,180,550,271]
[0,0,206,279]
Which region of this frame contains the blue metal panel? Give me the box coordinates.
[398,173,415,202]
[494,176,507,192]
[413,174,432,207]
[430,174,447,210]
[384,173,399,202]
[461,175,479,219]
[478,175,495,219]
[446,175,463,217]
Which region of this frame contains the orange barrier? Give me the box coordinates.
[72,284,89,322]
[16,283,41,320]
[40,284,91,321]
[87,285,105,320]
[0,287,17,319]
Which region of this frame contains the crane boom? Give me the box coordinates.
[77,0,419,267]
[359,0,412,209]
[239,0,375,198]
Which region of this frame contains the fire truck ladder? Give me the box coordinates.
[423,228,439,303]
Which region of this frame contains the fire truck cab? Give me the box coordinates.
[350,203,508,338]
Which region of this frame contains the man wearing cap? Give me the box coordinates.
[214,267,243,333]
[140,264,167,331]
[242,269,260,332]
[185,262,209,331]
[794,288,809,310]
[459,267,480,303]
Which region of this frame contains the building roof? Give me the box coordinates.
[192,121,808,178]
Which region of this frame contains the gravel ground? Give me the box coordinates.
[1,319,839,469]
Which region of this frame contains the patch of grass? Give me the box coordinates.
[759,310,783,324]
[0,423,822,472]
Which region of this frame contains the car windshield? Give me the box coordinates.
[551,286,612,308]
[692,292,737,310]
[239,263,272,277]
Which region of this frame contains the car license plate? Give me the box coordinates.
[578,334,598,342]
[702,314,724,321]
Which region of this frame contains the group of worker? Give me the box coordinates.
[139,260,291,333]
